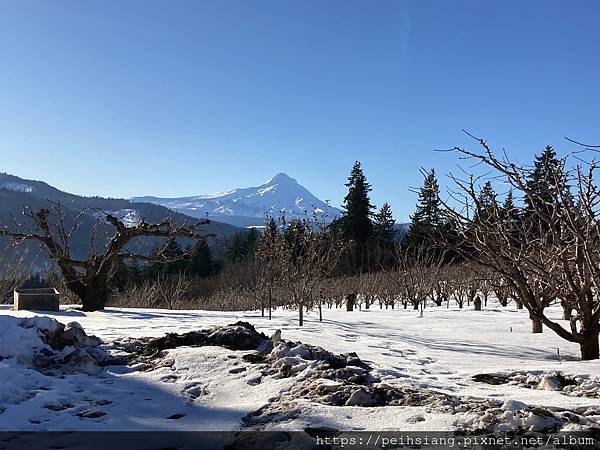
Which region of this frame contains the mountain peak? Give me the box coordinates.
[267,172,297,185]
[131,173,342,226]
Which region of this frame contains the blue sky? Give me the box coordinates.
[0,1,598,222]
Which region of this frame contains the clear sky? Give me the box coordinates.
[0,1,598,222]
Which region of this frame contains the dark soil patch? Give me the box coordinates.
[472,373,510,385]
[139,322,269,356]
[242,353,268,364]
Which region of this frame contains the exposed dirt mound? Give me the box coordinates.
[472,373,510,385]
[473,371,597,398]
[139,321,271,356]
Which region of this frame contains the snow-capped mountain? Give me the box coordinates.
[133,173,343,227]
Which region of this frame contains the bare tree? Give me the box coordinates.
[430,265,451,307]
[254,221,288,319]
[198,286,257,312]
[490,272,515,307]
[434,134,600,359]
[111,280,159,308]
[448,265,472,309]
[280,219,348,326]
[0,203,211,311]
[476,266,494,308]
[154,273,191,310]
[392,244,441,311]
[373,271,396,309]
[340,275,362,311]
[359,272,376,310]
[0,276,26,305]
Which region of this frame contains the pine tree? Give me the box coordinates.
[524,146,566,232]
[409,169,443,247]
[226,232,245,264]
[373,203,396,244]
[187,238,213,278]
[146,239,187,277]
[474,181,497,223]
[111,259,142,290]
[242,227,259,256]
[500,190,520,227]
[341,161,374,244]
[373,202,396,268]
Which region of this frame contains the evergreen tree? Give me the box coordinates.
[524,146,567,232]
[20,273,49,289]
[111,259,142,290]
[373,203,396,244]
[225,228,261,265]
[187,238,213,278]
[340,161,374,244]
[129,263,142,285]
[110,258,130,291]
[497,189,522,247]
[226,232,245,264]
[409,169,443,247]
[146,239,187,277]
[474,181,497,223]
[242,227,259,256]
[258,216,281,250]
[500,190,520,228]
[373,202,396,268]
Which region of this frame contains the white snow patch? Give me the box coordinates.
[2,304,600,432]
[92,209,141,227]
[1,182,34,193]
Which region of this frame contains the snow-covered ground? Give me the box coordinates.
[1,303,599,433]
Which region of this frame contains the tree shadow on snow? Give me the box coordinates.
[385,334,578,362]
[93,308,246,322]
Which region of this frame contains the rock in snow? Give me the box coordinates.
[538,375,564,391]
[344,387,379,407]
[502,399,528,412]
[270,329,282,345]
[64,322,101,348]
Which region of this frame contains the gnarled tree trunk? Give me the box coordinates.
[580,333,600,361]
[531,317,543,333]
[346,293,356,311]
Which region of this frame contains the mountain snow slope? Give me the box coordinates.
[133,173,343,227]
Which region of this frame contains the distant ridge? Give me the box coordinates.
[0,173,238,272]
